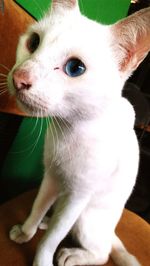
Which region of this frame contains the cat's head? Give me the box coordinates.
[7,0,150,119]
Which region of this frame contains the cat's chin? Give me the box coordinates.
[16,98,48,118]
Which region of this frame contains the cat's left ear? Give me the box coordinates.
[110,7,150,76]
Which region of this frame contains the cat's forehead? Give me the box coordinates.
[31,9,81,35]
[30,11,108,58]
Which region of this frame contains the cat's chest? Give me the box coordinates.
[44,121,77,164]
[43,119,118,180]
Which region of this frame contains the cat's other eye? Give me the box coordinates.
[64,58,86,77]
[26,32,40,53]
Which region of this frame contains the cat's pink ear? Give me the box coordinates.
[52,0,78,10]
[110,7,150,76]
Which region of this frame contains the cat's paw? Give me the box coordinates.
[9,224,33,243]
[56,248,81,266]
[56,247,107,266]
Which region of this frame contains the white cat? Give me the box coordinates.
[7,1,150,266]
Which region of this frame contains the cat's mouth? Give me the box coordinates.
[16,91,48,117]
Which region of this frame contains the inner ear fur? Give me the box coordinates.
[110,7,150,74]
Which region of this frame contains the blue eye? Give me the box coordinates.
[64,58,86,77]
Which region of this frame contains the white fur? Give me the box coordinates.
[8,1,150,266]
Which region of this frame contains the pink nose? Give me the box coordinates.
[13,69,32,91]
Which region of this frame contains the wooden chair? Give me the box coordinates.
[0,189,150,266]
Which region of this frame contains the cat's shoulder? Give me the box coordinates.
[117,97,136,129]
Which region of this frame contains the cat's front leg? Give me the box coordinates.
[9,174,58,243]
[33,248,53,266]
[33,193,90,266]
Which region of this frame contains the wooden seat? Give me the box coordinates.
[0,189,150,266]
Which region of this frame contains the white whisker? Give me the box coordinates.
[0,89,7,95]
[28,117,43,157]
[54,116,72,163]
[59,115,71,133]
[57,114,75,148]
[10,115,43,157]
[23,117,43,157]
[0,73,7,77]
[0,63,10,71]
[19,117,39,142]
[0,82,7,86]
[0,85,7,89]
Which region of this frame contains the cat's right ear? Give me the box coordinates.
[110,7,150,78]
